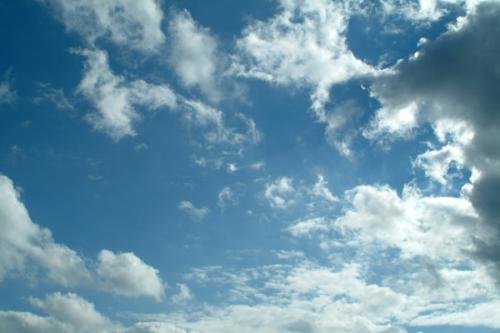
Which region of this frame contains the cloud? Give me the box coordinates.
[75,48,176,141]
[264,177,295,209]
[178,201,209,221]
[168,10,221,101]
[287,217,329,238]
[171,283,194,304]
[97,250,165,301]
[334,183,478,260]
[0,174,92,286]
[218,187,237,209]
[0,174,165,300]
[365,1,500,275]
[33,82,74,111]
[0,292,120,333]
[311,175,339,203]
[233,0,375,153]
[0,70,17,105]
[38,0,165,52]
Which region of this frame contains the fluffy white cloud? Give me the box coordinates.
[76,48,176,141]
[311,175,339,203]
[97,250,165,301]
[233,0,375,153]
[264,177,295,209]
[0,292,120,333]
[287,217,329,237]
[168,10,221,101]
[171,283,194,304]
[39,0,165,52]
[0,174,91,286]
[334,183,478,260]
[0,174,166,300]
[178,201,209,221]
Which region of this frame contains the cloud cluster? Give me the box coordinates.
[38,0,165,52]
[366,1,500,276]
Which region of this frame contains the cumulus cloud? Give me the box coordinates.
[233,0,375,153]
[75,48,176,141]
[0,174,165,300]
[178,201,209,221]
[97,250,165,301]
[287,217,330,238]
[334,183,479,260]
[311,175,339,203]
[366,1,500,275]
[38,0,165,52]
[264,177,295,209]
[0,70,17,105]
[0,174,91,286]
[168,10,221,101]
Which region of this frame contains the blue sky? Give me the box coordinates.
[1,0,500,332]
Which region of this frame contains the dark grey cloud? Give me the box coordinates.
[370,1,500,275]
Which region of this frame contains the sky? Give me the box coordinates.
[1,0,500,332]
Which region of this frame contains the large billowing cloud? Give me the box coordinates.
[38,0,165,52]
[0,174,165,300]
[366,1,500,275]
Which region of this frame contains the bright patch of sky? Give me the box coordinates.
[1,0,500,332]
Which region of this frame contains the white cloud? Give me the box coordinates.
[311,175,339,203]
[75,48,176,141]
[0,174,166,300]
[287,217,329,237]
[0,292,120,333]
[334,183,478,260]
[39,0,165,52]
[0,175,91,286]
[0,70,16,105]
[412,118,474,185]
[97,250,165,301]
[171,283,194,304]
[178,201,209,221]
[180,98,260,145]
[234,0,375,153]
[363,101,420,142]
[168,10,221,101]
[218,187,237,209]
[264,177,295,209]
